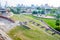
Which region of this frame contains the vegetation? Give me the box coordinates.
[40,10,45,14]
[46,13,55,16]
[55,11,60,26]
[42,18,56,28]
[8,14,60,40]
[8,25,58,40]
[55,9,60,31]
[10,8,17,14]
[16,7,21,14]
[10,7,20,14]
[24,14,60,31]
[50,9,56,14]
[32,11,37,14]
[42,18,60,31]
[32,10,45,15]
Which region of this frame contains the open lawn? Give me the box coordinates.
[8,25,58,40]
[41,18,56,28]
[46,13,55,16]
[25,14,60,28]
[8,14,60,40]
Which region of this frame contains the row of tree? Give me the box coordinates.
[55,8,60,26]
[55,8,60,31]
[10,7,20,14]
[32,10,45,15]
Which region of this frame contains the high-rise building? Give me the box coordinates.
[0,2,2,8]
[5,1,8,8]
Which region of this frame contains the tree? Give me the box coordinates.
[38,10,41,13]
[32,11,38,14]
[10,8,17,14]
[10,7,21,14]
[55,8,60,31]
[50,8,56,14]
[55,13,60,26]
[41,10,45,14]
[16,7,21,14]
[55,9,60,26]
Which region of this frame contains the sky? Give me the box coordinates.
[0,0,60,7]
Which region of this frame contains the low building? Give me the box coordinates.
[0,7,10,17]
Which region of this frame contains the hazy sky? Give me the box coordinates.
[0,0,60,7]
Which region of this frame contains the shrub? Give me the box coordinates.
[55,27,60,32]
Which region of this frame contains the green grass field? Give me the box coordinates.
[8,25,59,40]
[46,13,55,16]
[25,14,60,28]
[8,14,60,40]
[41,18,56,28]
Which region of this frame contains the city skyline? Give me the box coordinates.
[0,0,60,7]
